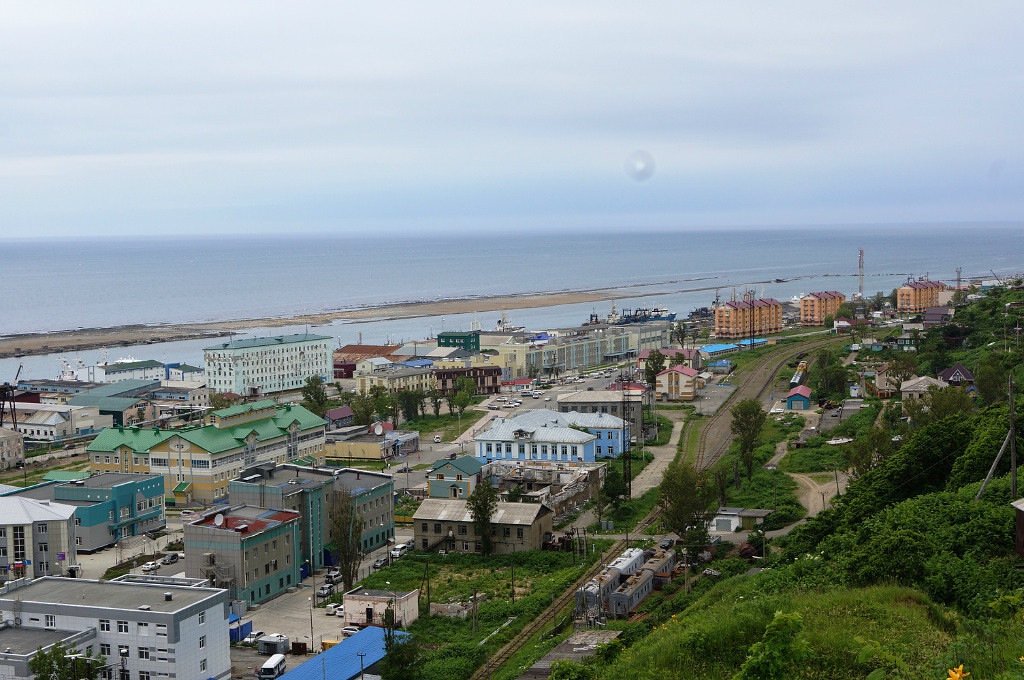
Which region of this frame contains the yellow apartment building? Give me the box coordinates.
[897,280,946,314]
[799,291,847,326]
[714,298,783,339]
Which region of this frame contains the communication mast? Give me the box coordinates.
[858,248,864,299]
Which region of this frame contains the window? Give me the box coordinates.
[156,624,167,637]
[100,643,111,656]
[433,523,441,534]
[75,517,81,526]
[503,527,511,538]
[199,635,206,649]
[100,668,113,680]
[38,542,48,553]
[421,523,428,533]
[596,446,601,454]
[100,619,111,632]
[200,659,207,672]
[199,611,206,625]
[117,620,128,633]
[37,524,47,534]
[139,672,151,680]
[0,528,4,538]
[458,525,467,535]
[138,647,150,660]
[138,622,148,635]
[45,614,55,628]
[517,528,524,539]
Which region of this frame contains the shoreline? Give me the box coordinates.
[0,284,724,360]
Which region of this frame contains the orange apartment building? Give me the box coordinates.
[799,291,846,326]
[713,298,783,339]
[896,280,946,314]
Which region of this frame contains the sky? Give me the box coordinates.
[2,2,1023,239]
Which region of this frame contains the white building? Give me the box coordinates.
[203,334,333,396]
[76,358,166,383]
[0,496,79,581]
[0,403,112,442]
[0,428,24,471]
[0,576,230,680]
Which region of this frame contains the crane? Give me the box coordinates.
[0,364,22,432]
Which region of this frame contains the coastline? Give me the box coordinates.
[0,284,721,360]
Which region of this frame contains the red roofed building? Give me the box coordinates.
[714,298,783,339]
[799,291,846,326]
[637,347,700,372]
[786,385,812,410]
[897,280,946,314]
[655,365,700,402]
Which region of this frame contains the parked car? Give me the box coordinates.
[404,538,415,550]
[316,584,334,598]
[325,604,339,616]
[433,435,442,443]
[390,544,408,559]
[395,465,413,473]
[243,630,266,645]
[160,553,179,565]
[325,568,342,584]
[372,557,388,569]
[141,561,160,573]
[659,537,675,550]
[341,626,361,637]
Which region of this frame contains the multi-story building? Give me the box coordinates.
[0,427,25,470]
[654,365,701,401]
[0,496,79,581]
[1,403,112,442]
[713,298,783,339]
[432,364,502,395]
[427,456,483,499]
[75,358,167,383]
[413,498,553,554]
[229,463,394,567]
[437,330,482,353]
[556,390,643,442]
[896,280,946,314]
[184,505,301,605]
[473,408,627,464]
[799,291,847,326]
[69,380,160,427]
[203,333,332,396]
[0,576,230,680]
[355,366,434,395]
[2,473,165,552]
[87,401,326,504]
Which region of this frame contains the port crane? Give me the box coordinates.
[0,364,22,432]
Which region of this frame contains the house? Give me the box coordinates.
[412,498,553,554]
[427,456,484,499]
[324,405,355,429]
[938,363,974,386]
[2,472,165,553]
[474,409,628,464]
[655,365,700,402]
[0,496,79,581]
[1,403,112,442]
[710,507,774,533]
[342,586,420,628]
[900,376,948,402]
[0,576,230,680]
[923,306,954,327]
[203,333,332,396]
[183,505,302,605]
[786,385,812,410]
[872,363,900,398]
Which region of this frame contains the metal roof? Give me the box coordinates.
[413,498,551,525]
[203,333,332,350]
[279,626,405,680]
[0,496,76,523]
[0,577,225,613]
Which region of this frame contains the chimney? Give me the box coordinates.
[164,592,172,602]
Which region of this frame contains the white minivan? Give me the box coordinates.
[258,654,287,679]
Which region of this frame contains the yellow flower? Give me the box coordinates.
[947,665,970,679]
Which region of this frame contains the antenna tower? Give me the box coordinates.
[858,248,864,298]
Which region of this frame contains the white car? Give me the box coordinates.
[243,630,266,645]
[341,626,360,637]
[141,561,160,573]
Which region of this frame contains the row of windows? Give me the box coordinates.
[483,443,580,456]
[422,522,525,539]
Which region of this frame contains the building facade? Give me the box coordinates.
[432,364,502,396]
[437,331,482,353]
[1,404,112,442]
[473,409,627,464]
[0,496,79,581]
[427,457,483,499]
[713,298,783,339]
[184,505,302,605]
[355,367,434,395]
[556,390,643,441]
[87,401,326,504]
[654,365,700,401]
[203,334,332,396]
[799,291,847,326]
[0,576,230,680]
[412,498,553,554]
[896,280,946,314]
[0,428,25,470]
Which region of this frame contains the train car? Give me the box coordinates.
[609,569,654,617]
[608,548,646,577]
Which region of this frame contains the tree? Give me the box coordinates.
[659,460,717,547]
[644,350,666,390]
[454,375,477,397]
[451,390,472,418]
[380,635,422,680]
[847,424,894,479]
[886,353,917,387]
[731,399,767,481]
[670,321,688,348]
[427,388,444,418]
[209,392,238,411]
[396,390,424,422]
[466,481,498,555]
[28,640,102,680]
[327,487,362,591]
[601,465,629,510]
[506,484,524,503]
[975,355,1008,405]
[346,391,376,426]
[301,376,330,416]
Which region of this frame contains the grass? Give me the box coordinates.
[590,487,660,535]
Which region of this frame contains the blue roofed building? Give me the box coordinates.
[698,343,740,359]
[279,626,407,680]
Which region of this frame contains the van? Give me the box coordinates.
[390,544,408,559]
[258,653,287,679]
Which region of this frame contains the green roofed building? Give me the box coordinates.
[87,401,327,504]
[203,333,332,396]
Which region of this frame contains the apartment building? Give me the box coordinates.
[655,365,701,401]
[87,401,326,504]
[412,498,553,554]
[355,366,434,395]
[432,364,502,395]
[0,496,78,581]
[1,403,112,442]
[0,428,24,471]
[713,298,783,339]
[556,390,643,441]
[203,333,332,396]
[896,280,946,314]
[474,409,627,464]
[799,291,847,326]
[0,576,230,680]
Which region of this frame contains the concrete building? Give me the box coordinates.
[184,505,302,605]
[0,496,79,581]
[427,457,484,499]
[1,403,112,442]
[486,460,605,515]
[0,428,25,471]
[355,366,434,395]
[432,364,503,396]
[69,380,160,427]
[0,576,230,680]
[896,280,946,314]
[341,586,420,628]
[654,365,700,402]
[412,498,553,554]
[799,291,847,326]
[203,334,333,396]
[75,359,167,383]
[2,473,165,552]
[474,409,628,464]
[713,298,783,339]
[87,401,326,504]
[556,390,643,442]
[437,330,482,353]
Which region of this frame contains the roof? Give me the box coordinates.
[803,291,845,300]
[938,363,974,382]
[557,390,643,404]
[429,456,483,476]
[900,376,947,392]
[700,344,739,354]
[657,366,698,377]
[74,379,160,397]
[279,626,404,680]
[720,298,781,309]
[638,348,698,360]
[188,505,300,535]
[204,333,332,351]
[0,576,225,613]
[43,470,92,482]
[172,482,192,493]
[413,498,552,525]
[787,385,812,399]
[900,280,945,290]
[0,496,76,523]
[477,409,622,443]
[103,360,164,372]
[324,405,354,420]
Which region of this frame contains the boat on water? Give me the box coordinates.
[687,306,714,320]
[584,304,676,325]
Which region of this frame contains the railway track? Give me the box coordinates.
[473,334,841,678]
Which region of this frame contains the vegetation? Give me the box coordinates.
[467,481,499,556]
[28,640,103,680]
[327,487,362,591]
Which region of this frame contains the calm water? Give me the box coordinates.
[2,224,1022,379]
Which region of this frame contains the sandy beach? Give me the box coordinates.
[0,284,717,360]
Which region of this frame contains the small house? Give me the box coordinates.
[786,385,812,410]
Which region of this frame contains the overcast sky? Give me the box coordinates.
[2,2,1022,239]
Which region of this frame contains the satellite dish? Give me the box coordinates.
[214,514,224,527]
[374,424,384,436]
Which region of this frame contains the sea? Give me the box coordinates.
[3,223,1023,381]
